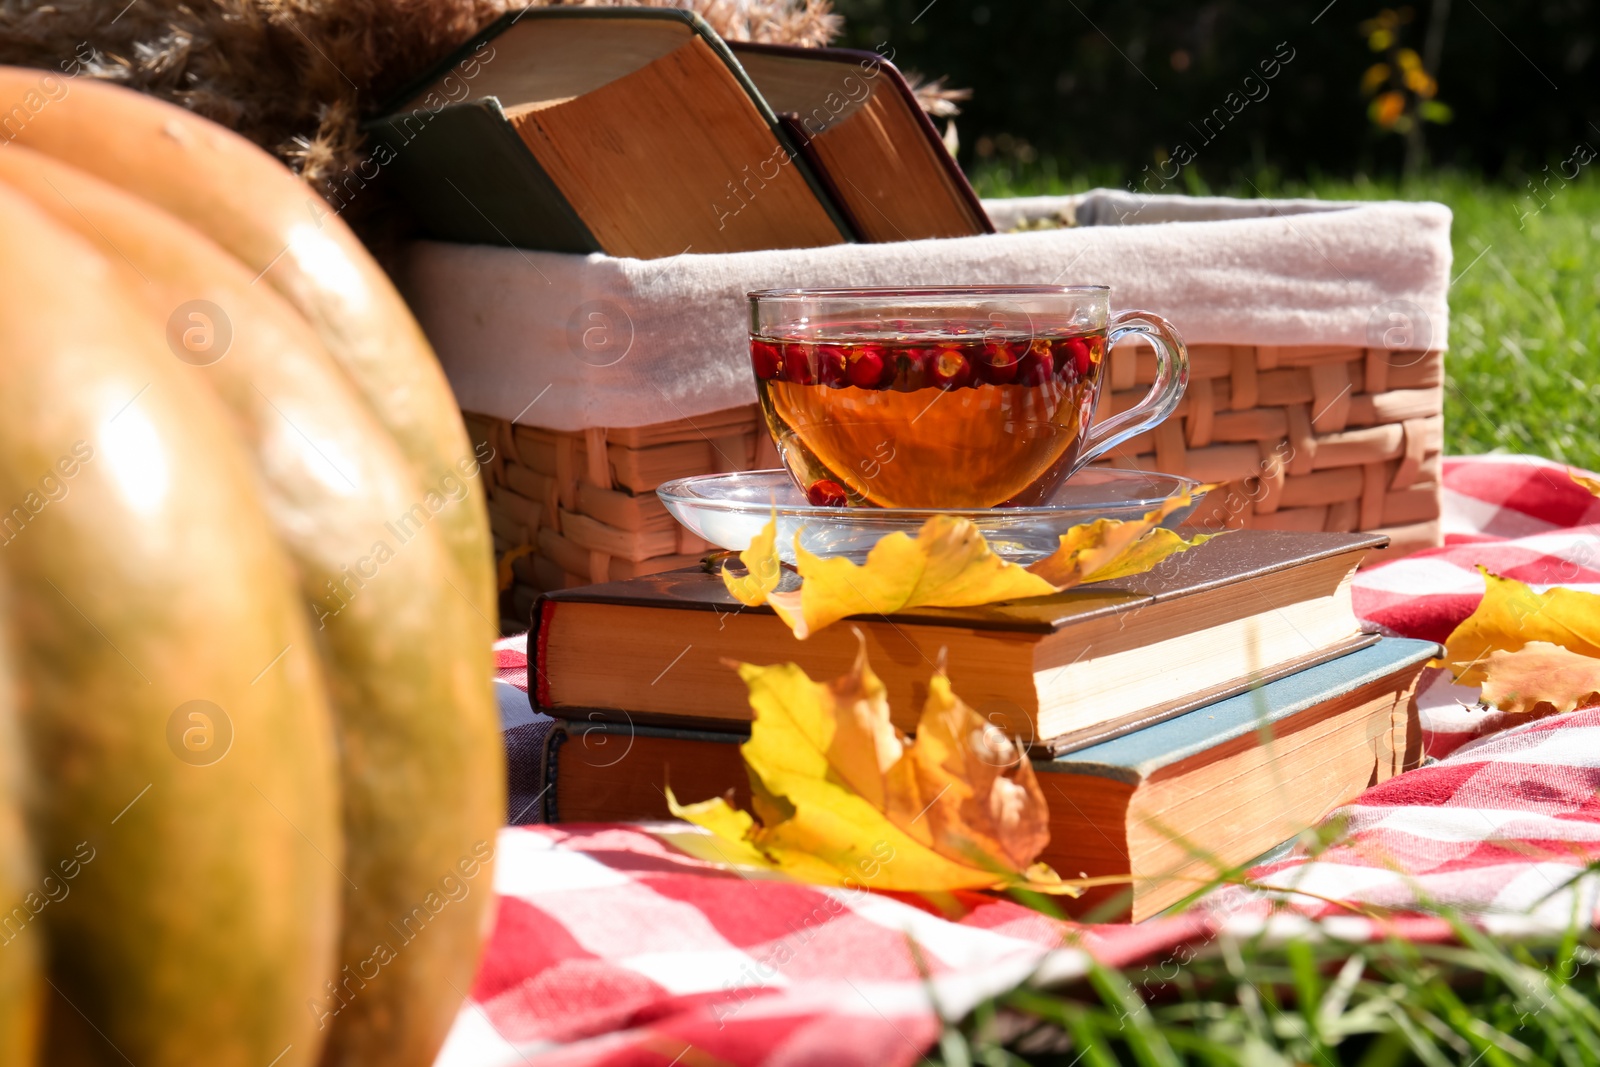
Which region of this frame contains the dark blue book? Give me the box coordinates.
[535,637,1438,921]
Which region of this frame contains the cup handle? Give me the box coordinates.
[1075,309,1189,470]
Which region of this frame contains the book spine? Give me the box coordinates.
[527,594,556,709]
[541,721,569,825]
[506,717,561,824]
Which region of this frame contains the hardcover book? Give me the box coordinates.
[367,7,852,257]
[367,8,992,256]
[528,530,1387,751]
[728,42,992,241]
[539,637,1437,921]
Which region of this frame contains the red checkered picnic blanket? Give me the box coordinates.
[443,455,1600,1067]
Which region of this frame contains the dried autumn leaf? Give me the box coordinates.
[668,641,1078,894]
[908,672,1054,879]
[767,516,1058,638]
[1440,568,1600,686]
[722,486,1214,638]
[1480,641,1600,715]
[1027,487,1214,586]
[1572,469,1600,498]
[720,511,781,606]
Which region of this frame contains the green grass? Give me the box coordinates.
[930,823,1600,1065]
[972,165,1600,471]
[936,920,1600,1066]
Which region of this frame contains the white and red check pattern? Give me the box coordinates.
[1359,455,1600,756]
[449,456,1600,1067]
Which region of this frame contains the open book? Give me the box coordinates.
[368,7,989,257]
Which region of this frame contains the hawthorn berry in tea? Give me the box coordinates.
[747,287,1188,509]
[750,329,1105,508]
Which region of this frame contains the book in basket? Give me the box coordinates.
[367,7,988,257]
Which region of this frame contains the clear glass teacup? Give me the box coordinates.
[748,285,1189,509]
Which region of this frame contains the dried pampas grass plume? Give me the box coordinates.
[902,72,970,119]
[0,0,844,238]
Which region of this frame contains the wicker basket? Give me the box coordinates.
[471,338,1442,630]
[466,405,775,628]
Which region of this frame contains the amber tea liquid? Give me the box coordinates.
[752,326,1107,509]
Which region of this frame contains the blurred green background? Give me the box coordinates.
[833,1,1600,468]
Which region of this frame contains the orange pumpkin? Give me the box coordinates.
[0,73,502,1067]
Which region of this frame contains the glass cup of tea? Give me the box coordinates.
[747,285,1189,509]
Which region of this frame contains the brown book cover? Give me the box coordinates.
[528,529,1388,749]
[729,42,992,241]
[540,637,1437,921]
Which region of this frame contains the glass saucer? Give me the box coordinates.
[657,468,1204,564]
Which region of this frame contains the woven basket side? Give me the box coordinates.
[477,342,1443,627]
[1088,342,1443,565]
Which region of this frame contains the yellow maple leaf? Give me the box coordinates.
[722,486,1215,639]
[766,515,1059,638]
[1440,568,1600,686]
[1027,488,1212,586]
[1479,641,1600,715]
[720,512,781,606]
[668,641,1080,894]
[1572,469,1600,498]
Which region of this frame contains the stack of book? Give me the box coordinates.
[399,9,1440,921]
[370,7,991,257]
[523,529,1437,920]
